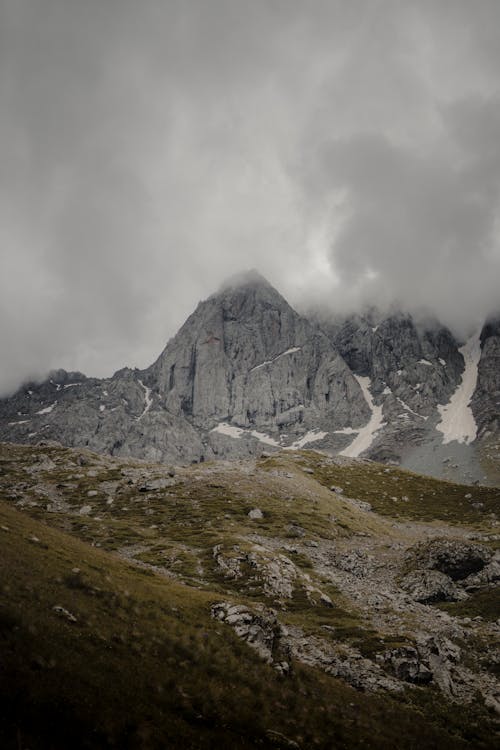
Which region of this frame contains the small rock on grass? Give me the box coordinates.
[52,605,77,623]
[248,508,264,519]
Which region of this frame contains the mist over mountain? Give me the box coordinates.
[1,271,498,485]
[2,1,500,396]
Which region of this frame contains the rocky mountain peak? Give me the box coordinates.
[0,275,498,483]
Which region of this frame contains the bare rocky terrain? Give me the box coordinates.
[1,440,499,748]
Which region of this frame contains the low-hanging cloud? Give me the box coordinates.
[1,0,499,394]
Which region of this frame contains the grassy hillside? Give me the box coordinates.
[0,443,499,748]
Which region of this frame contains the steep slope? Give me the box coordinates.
[473,318,500,437]
[0,273,498,482]
[318,310,499,483]
[144,270,368,452]
[0,272,367,464]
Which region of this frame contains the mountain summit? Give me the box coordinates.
[0,273,498,483]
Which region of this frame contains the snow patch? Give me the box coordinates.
[99,405,106,412]
[439,358,446,367]
[396,397,427,420]
[8,420,30,426]
[250,430,281,447]
[418,359,432,366]
[36,402,56,415]
[287,430,328,449]
[63,382,81,389]
[211,422,281,447]
[339,376,385,458]
[250,347,301,372]
[211,423,246,439]
[137,380,153,420]
[436,330,482,445]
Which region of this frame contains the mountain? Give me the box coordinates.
[0,271,498,484]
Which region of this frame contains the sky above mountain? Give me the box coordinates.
[1,1,500,394]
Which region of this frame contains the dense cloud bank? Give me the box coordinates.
[1,1,499,393]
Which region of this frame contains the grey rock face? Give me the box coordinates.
[0,272,498,480]
[405,538,492,581]
[147,271,368,437]
[473,317,500,437]
[399,569,466,603]
[0,271,367,465]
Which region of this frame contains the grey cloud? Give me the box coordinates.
[303,95,500,334]
[1,1,499,394]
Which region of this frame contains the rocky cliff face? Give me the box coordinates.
[0,272,498,483]
[0,272,368,465]
[146,271,368,433]
[473,318,500,437]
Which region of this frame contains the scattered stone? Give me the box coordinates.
[79,505,92,516]
[248,508,264,520]
[139,477,175,491]
[399,569,467,603]
[381,647,433,684]
[87,490,98,497]
[406,538,492,580]
[344,497,372,512]
[286,524,305,538]
[463,556,500,590]
[211,602,283,663]
[416,634,461,697]
[52,605,77,623]
[265,729,301,749]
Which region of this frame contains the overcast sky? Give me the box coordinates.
[1,0,500,394]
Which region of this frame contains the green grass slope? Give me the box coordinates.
[0,442,498,748]
[0,499,494,750]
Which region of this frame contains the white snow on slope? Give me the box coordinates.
[212,423,245,439]
[63,382,81,389]
[436,330,482,445]
[396,397,427,420]
[36,402,56,415]
[287,430,328,449]
[250,347,302,372]
[250,430,281,447]
[137,380,153,420]
[8,420,30,426]
[211,422,281,446]
[418,359,432,366]
[340,376,385,458]
[211,422,327,449]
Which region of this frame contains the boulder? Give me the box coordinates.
[381,646,433,684]
[400,569,467,603]
[405,538,492,580]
